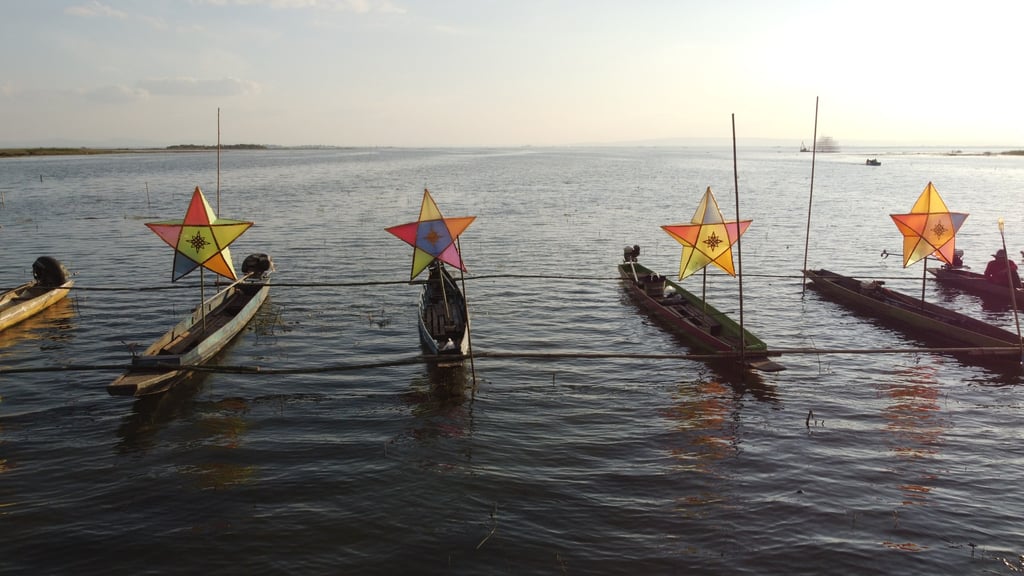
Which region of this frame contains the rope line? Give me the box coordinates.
[2,346,1021,376]
[5,270,953,293]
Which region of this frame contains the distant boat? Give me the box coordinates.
[800,137,840,153]
[866,158,881,166]
[816,136,840,153]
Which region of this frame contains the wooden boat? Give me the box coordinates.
[417,262,469,367]
[108,253,273,397]
[618,257,784,372]
[866,158,881,166]
[0,257,74,332]
[928,265,1024,308]
[804,268,1023,358]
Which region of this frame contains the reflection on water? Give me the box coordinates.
[404,365,473,439]
[706,360,779,403]
[933,282,1018,315]
[116,372,207,454]
[882,364,947,507]
[116,374,255,489]
[0,419,9,475]
[0,296,77,355]
[662,373,738,474]
[661,366,776,517]
[427,362,474,400]
[182,397,255,489]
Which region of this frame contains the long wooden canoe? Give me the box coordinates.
[108,254,272,397]
[0,257,73,332]
[927,266,1024,308]
[804,268,1023,358]
[416,262,469,367]
[618,259,783,371]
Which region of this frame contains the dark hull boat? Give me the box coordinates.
[804,268,1023,363]
[417,262,469,367]
[618,258,783,372]
[0,257,73,332]
[928,266,1024,308]
[108,254,273,397]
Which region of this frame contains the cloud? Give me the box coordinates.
[138,76,262,97]
[191,0,405,13]
[137,14,169,30]
[65,1,168,29]
[79,84,150,103]
[64,1,128,19]
[432,24,474,37]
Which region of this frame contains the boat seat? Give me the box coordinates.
[426,309,444,336]
[163,331,194,355]
[679,307,723,335]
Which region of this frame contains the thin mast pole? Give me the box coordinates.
[200,268,206,333]
[438,263,451,320]
[457,237,477,389]
[701,267,708,316]
[801,96,819,295]
[921,256,928,302]
[731,113,745,366]
[217,107,221,215]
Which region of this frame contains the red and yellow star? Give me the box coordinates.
[146,186,253,281]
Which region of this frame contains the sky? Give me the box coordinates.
[1,0,1022,148]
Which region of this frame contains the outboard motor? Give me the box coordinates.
[32,256,69,287]
[623,244,640,262]
[241,253,274,278]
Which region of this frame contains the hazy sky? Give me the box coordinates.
[2,1,1021,148]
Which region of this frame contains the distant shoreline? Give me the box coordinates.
[1,145,1022,158]
[0,144,268,158]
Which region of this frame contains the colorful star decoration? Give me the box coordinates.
[385,188,476,280]
[890,182,968,267]
[661,187,751,280]
[146,186,253,282]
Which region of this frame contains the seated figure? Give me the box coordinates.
[984,249,1021,287]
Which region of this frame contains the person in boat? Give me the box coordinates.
[951,249,964,269]
[983,249,1021,287]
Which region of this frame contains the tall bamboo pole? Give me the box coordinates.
[456,237,477,390]
[801,97,819,296]
[998,218,1023,365]
[731,114,745,367]
[217,107,221,215]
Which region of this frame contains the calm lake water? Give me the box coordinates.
[2,146,1024,575]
